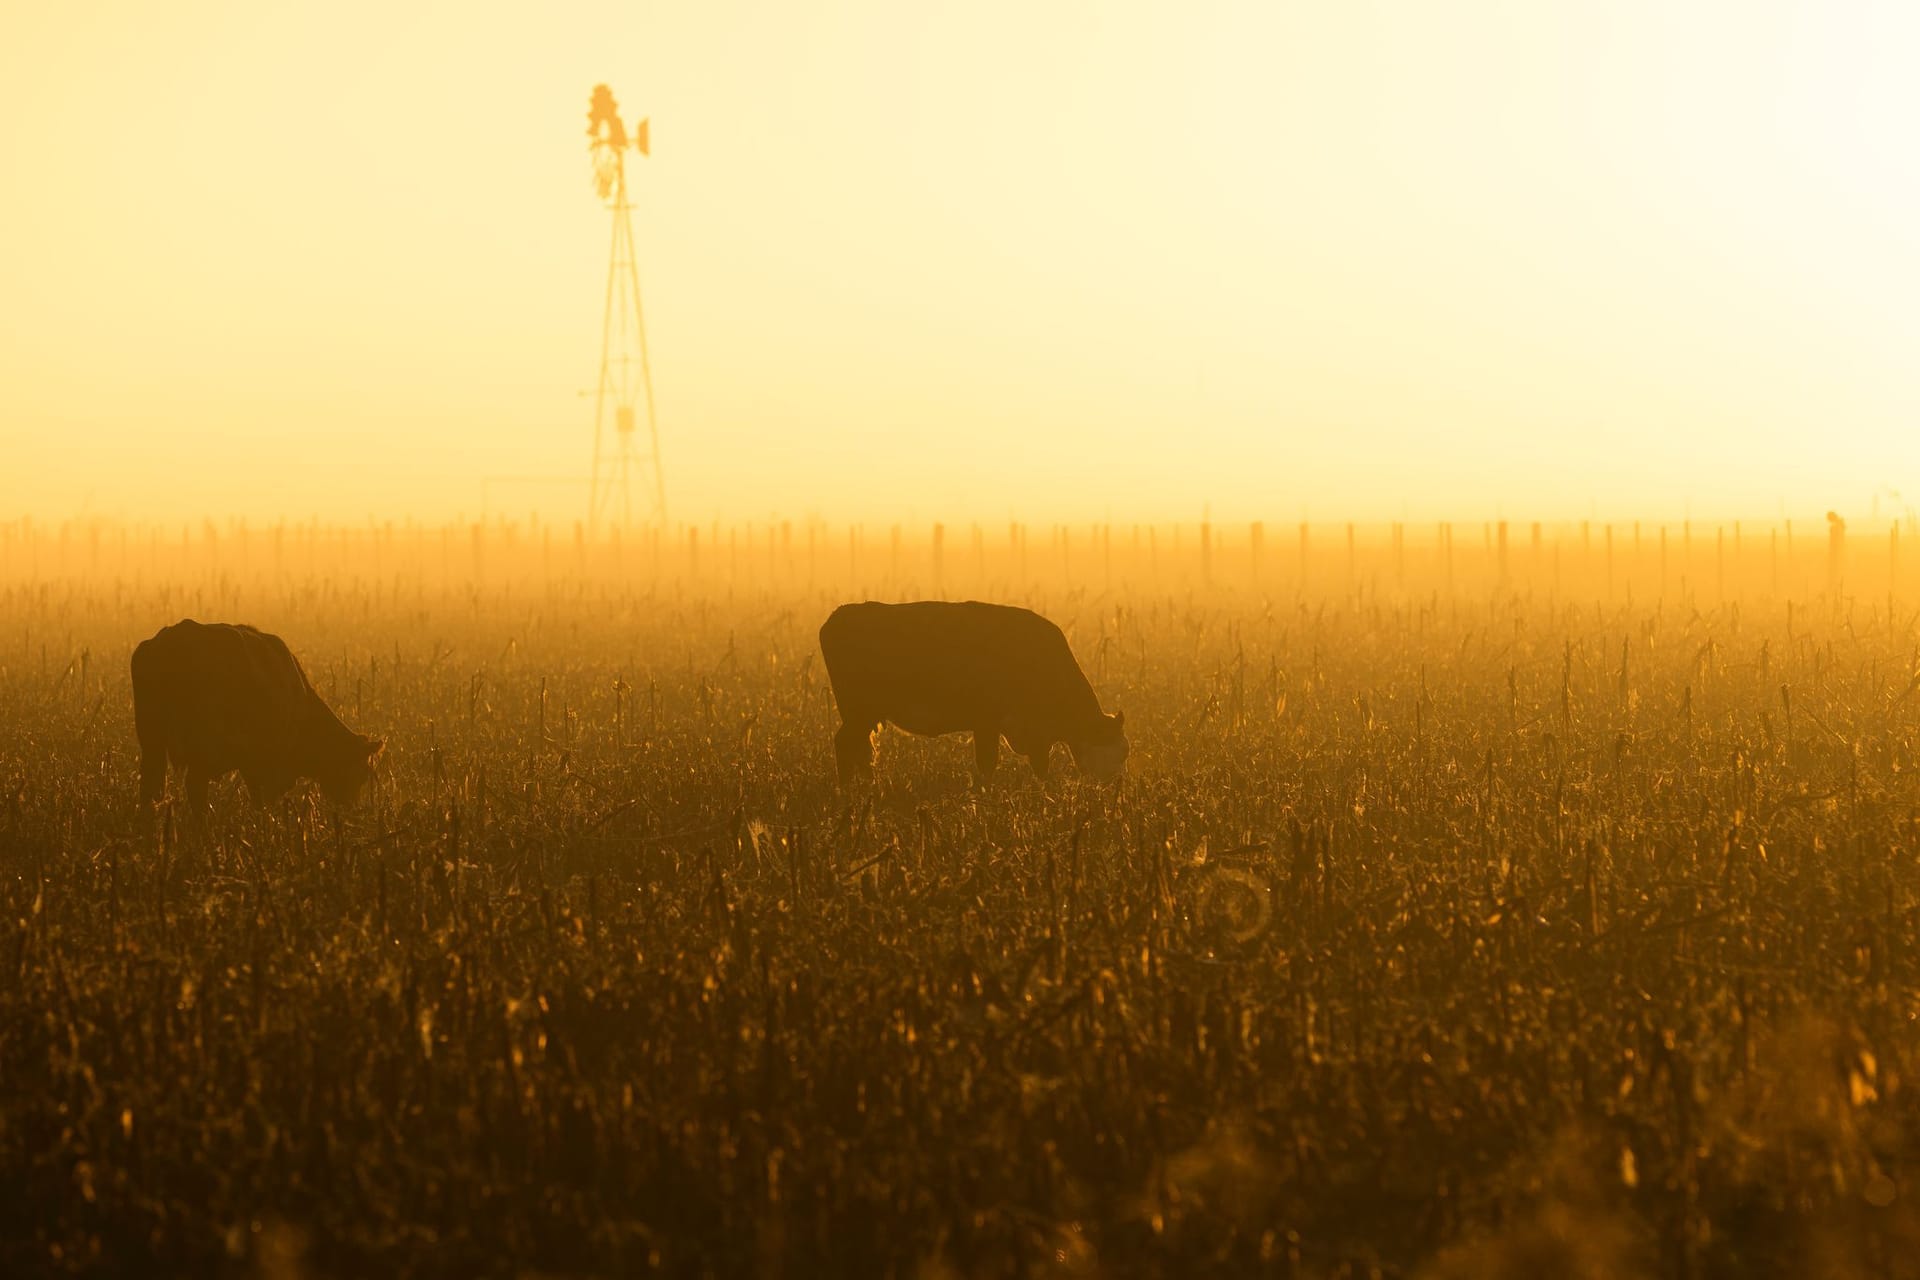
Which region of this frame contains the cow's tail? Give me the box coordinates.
[817,606,854,692]
[131,641,167,805]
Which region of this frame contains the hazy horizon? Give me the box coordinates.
[5,0,1917,527]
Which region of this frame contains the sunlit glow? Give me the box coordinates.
[1,0,1915,526]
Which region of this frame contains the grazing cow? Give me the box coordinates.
[819,601,1127,783]
[132,620,382,809]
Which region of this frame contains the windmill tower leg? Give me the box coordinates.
[589,193,623,534]
[621,211,666,527]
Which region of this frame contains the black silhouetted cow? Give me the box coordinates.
[819,601,1127,783]
[132,620,382,810]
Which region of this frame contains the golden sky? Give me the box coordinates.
[2,1,1916,527]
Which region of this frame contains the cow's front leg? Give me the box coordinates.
[973,728,1001,779]
[1013,738,1052,781]
[242,769,293,806]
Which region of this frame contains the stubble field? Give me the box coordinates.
[4,523,1919,1278]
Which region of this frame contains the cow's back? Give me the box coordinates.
[132,621,314,761]
[820,601,1085,732]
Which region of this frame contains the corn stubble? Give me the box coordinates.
[3,547,1918,1278]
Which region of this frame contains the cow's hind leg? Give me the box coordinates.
[182,764,212,818]
[136,718,167,806]
[973,728,1001,779]
[834,719,878,785]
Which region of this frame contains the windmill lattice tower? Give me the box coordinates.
[586,84,665,532]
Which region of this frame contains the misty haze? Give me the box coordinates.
[4,3,1920,1278]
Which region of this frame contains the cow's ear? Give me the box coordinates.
[1112,710,1125,731]
[366,737,386,760]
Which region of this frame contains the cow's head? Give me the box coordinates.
[319,733,385,805]
[1072,710,1128,781]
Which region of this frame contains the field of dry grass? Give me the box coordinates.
[4,520,1920,1277]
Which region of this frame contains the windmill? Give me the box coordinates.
[586,83,665,532]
